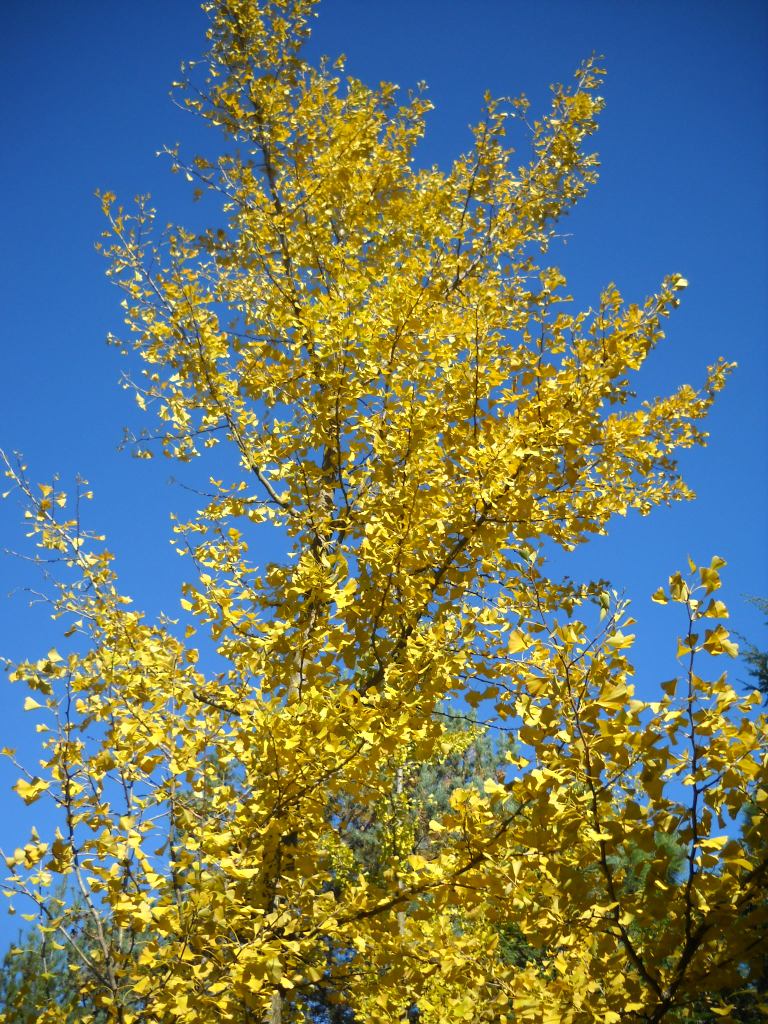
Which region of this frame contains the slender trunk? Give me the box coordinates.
[269,988,282,1024]
[395,765,406,937]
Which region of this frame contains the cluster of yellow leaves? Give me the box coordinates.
[2,2,765,1022]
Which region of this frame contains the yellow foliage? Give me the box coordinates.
[1,2,764,1022]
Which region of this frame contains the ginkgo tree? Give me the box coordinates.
[2,1,766,1022]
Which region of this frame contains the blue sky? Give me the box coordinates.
[0,0,766,947]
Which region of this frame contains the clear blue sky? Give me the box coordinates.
[0,0,766,946]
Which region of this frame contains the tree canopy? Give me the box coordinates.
[2,1,766,1022]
